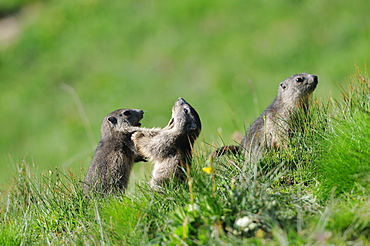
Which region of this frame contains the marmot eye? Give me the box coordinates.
[108,116,118,125]
[295,77,304,82]
[123,111,131,116]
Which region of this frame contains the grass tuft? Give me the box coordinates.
[315,70,370,201]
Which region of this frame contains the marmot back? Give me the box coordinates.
[83,108,144,194]
[132,97,201,190]
[211,73,318,162]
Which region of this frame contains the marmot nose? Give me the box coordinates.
[312,75,318,84]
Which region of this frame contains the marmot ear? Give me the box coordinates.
[123,110,131,116]
[280,82,287,89]
[108,116,118,125]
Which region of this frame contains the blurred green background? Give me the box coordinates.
[0,0,369,188]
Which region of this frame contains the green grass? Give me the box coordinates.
[315,71,370,201]
[0,0,370,244]
[1,70,370,244]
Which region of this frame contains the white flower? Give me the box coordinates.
[248,222,257,230]
[235,216,251,228]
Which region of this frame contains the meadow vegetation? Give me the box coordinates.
[0,0,369,244]
[1,71,369,245]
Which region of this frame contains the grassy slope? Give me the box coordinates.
[0,71,369,245]
[0,0,369,187]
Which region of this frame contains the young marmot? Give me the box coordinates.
[210,73,318,162]
[83,108,144,194]
[132,98,201,190]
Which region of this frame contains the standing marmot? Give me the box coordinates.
[210,73,318,162]
[83,108,144,194]
[132,98,201,190]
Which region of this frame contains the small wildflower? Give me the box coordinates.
[248,222,257,230]
[255,229,265,238]
[202,166,214,174]
[235,216,251,228]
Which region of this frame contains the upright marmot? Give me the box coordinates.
[211,73,318,162]
[83,108,144,194]
[132,98,201,190]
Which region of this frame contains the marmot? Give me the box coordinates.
[83,108,144,194]
[210,73,318,162]
[132,97,201,190]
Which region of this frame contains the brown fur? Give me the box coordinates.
[210,73,318,162]
[83,108,144,194]
[132,98,201,190]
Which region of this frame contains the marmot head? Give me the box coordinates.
[165,98,201,137]
[278,73,318,105]
[101,109,144,138]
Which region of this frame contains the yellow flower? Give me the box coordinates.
[255,229,265,238]
[202,166,214,174]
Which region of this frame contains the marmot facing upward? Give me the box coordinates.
[132,98,201,190]
[211,73,318,162]
[83,108,144,194]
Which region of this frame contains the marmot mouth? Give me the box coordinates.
[307,82,318,92]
